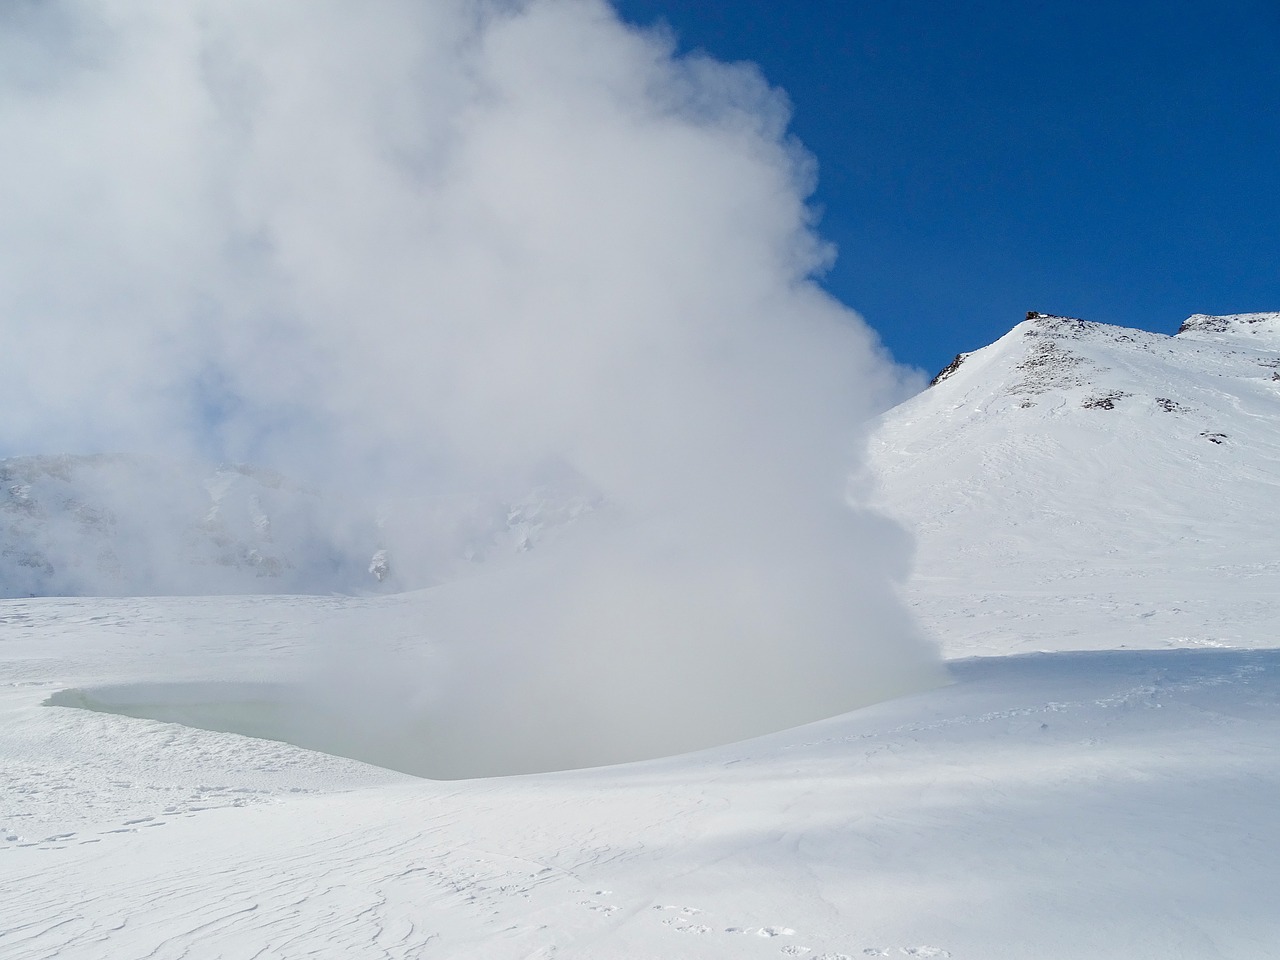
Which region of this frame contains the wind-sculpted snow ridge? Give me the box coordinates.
[0,454,598,598]
[870,311,1280,656]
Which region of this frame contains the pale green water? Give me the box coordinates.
[44,682,457,778]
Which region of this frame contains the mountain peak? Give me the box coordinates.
[926,309,1280,400]
[926,312,1167,395]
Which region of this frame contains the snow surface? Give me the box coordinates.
[3,312,1279,958]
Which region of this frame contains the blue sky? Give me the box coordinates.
[614,0,1280,376]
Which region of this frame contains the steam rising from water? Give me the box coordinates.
[6,0,941,772]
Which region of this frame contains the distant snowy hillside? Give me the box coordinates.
[871,311,1280,655]
[0,455,598,598]
[0,455,384,597]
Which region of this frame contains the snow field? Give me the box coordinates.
[3,593,1279,958]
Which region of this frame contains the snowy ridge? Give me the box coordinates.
[1177,310,1280,341]
[870,311,1280,655]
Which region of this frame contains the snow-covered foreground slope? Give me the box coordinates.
[870,312,1280,657]
[3,587,1278,959]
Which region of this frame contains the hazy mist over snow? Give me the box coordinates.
[3,5,1278,948]
[0,0,941,767]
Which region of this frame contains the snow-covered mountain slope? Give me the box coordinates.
[0,454,598,598]
[869,311,1280,656]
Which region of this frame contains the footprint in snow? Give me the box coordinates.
[662,920,711,934]
[726,925,798,937]
[654,906,710,934]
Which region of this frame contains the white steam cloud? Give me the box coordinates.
[3,0,941,775]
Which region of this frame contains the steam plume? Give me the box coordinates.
[2,0,942,774]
